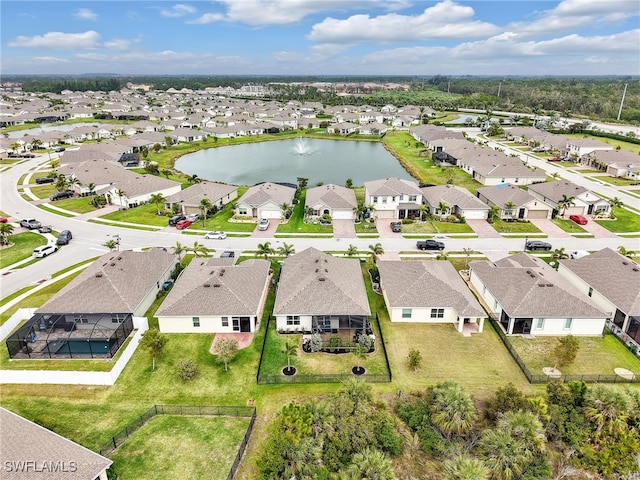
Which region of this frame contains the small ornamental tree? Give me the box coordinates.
[214,337,239,371]
[407,348,422,372]
[553,335,580,368]
[139,328,167,371]
[309,333,322,353]
[177,359,198,381]
[357,333,374,353]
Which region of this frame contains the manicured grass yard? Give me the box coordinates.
[110,415,251,480]
[596,207,640,233]
[491,219,543,234]
[508,333,640,376]
[29,184,57,199]
[552,216,588,233]
[49,196,100,214]
[400,219,475,234]
[276,190,333,234]
[100,203,171,226]
[592,175,638,187]
[0,232,47,269]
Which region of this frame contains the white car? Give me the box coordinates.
[186,213,200,222]
[33,245,58,258]
[258,218,270,231]
[204,231,227,239]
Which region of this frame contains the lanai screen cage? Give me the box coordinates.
[6,312,133,359]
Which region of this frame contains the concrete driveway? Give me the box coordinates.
[333,219,355,238]
[466,219,501,238]
[579,218,619,238]
[251,218,279,238]
[529,219,572,238]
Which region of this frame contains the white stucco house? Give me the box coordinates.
[364,177,423,220]
[305,184,357,220]
[235,182,296,219]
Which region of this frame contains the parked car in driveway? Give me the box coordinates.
[416,239,445,250]
[0,217,7,223]
[220,251,235,258]
[56,230,73,245]
[548,157,562,162]
[569,214,588,225]
[204,231,227,239]
[258,218,270,231]
[570,250,590,259]
[390,221,402,233]
[20,218,41,230]
[168,215,186,226]
[50,190,74,201]
[176,219,192,230]
[35,176,55,184]
[38,225,53,233]
[186,213,200,222]
[525,240,552,251]
[33,245,58,257]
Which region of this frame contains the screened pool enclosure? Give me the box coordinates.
[6,312,133,359]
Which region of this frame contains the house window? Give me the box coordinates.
[588,287,593,297]
[312,209,319,216]
[373,196,378,203]
[501,178,505,183]
[536,318,544,330]
[222,316,229,327]
[564,318,573,330]
[504,209,513,216]
[391,197,396,202]
[399,195,404,201]
[238,207,247,215]
[192,317,200,327]
[382,196,387,204]
[494,300,498,310]
[402,309,412,319]
[430,308,444,319]
[232,317,240,331]
[286,315,300,326]
[514,178,519,183]
[409,195,417,202]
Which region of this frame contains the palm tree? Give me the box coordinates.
[283,340,297,370]
[428,381,478,441]
[277,242,295,257]
[462,247,473,270]
[199,197,213,225]
[437,251,450,261]
[441,454,490,480]
[255,242,274,260]
[368,242,384,264]
[503,201,516,220]
[173,241,185,259]
[617,245,635,258]
[438,201,449,219]
[346,244,358,257]
[610,197,624,209]
[0,222,15,246]
[87,182,96,197]
[557,194,575,217]
[30,138,43,151]
[190,241,208,257]
[188,174,201,184]
[347,447,394,480]
[498,411,546,458]
[149,192,166,215]
[487,205,500,223]
[104,239,118,251]
[419,203,428,222]
[115,188,126,207]
[55,175,68,192]
[161,169,172,179]
[583,384,630,436]
[551,247,569,269]
[479,428,530,480]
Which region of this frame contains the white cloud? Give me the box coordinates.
[309,0,500,43]
[73,8,98,21]
[161,4,197,18]
[33,56,70,64]
[8,31,101,49]
[187,13,225,25]
[103,39,133,51]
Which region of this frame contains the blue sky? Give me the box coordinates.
[1,0,639,76]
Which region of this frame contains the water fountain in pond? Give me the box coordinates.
[293,137,312,155]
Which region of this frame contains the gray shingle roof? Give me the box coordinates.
[364,177,421,197]
[527,180,586,202]
[477,184,537,207]
[274,248,371,316]
[421,185,488,210]
[37,249,175,314]
[0,407,112,480]
[306,184,357,210]
[560,248,640,316]
[165,181,237,206]
[156,258,270,316]
[470,253,608,318]
[236,182,296,207]
[378,260,485,317]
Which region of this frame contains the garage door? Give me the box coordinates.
[463,209,487,220]
[259,209,281,219]
[333,210,353,220]
[527,209,548,219]
[375,210,396,219]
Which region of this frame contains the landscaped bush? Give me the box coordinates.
[357,333,374,353]
[308,333,322,352]
[176,359,198,381]
[328,335,341,352]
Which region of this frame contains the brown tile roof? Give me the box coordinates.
[274,248,371,316]
[0,407,112,480]
[378,260,485,317]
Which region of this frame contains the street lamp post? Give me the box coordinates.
[524,236,528,252]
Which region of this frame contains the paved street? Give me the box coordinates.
[1,138,639,301]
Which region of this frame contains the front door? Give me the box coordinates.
[587,204,594,214]
[523,320,532,334]
[518,208,525,219]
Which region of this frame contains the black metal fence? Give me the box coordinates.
[256,315,392,385]
[490,318,639,385]
[98,404,256,480]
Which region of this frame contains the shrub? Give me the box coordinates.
[407,348,422,371]
[329,335,341,352]
[358,334,374,353]
[309,333,322,353]
[401,218,414,224]
[177,358,198,380]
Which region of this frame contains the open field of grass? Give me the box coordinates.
[0,232,47,269]
[508,333,640,376]
[110,415,251,480]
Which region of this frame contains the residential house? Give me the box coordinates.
[0,407,112,480]
[472,163,547,186]
[327,122,359,135]
[527,180,610,217]
[105,171,181,208]
[274,248,371,333]
[469,253,609,336]
[378,260,486,333]
[156,258,270,334]
[421,184,489,220]
[235,182,296,219]
[564,137,613,160]
[364,177,422,220]
[557,248,640,345]
[582,149,640,178]
[165,182,238,215]
[477,184,553,220]
[305,184,357,220]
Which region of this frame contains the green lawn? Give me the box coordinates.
[593,175,639,187]
[110,415,251,480]
[596,207,640,233]
[0,232,47,269]
[100,203,172,226]
[29,184,57,199]
[354,221,378,234]
[490,219,543,234]
[552,216,589,233]
[564,133,640,155]
[508,333,640,376]
[400,219,475,234]
[49,196,100,214]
